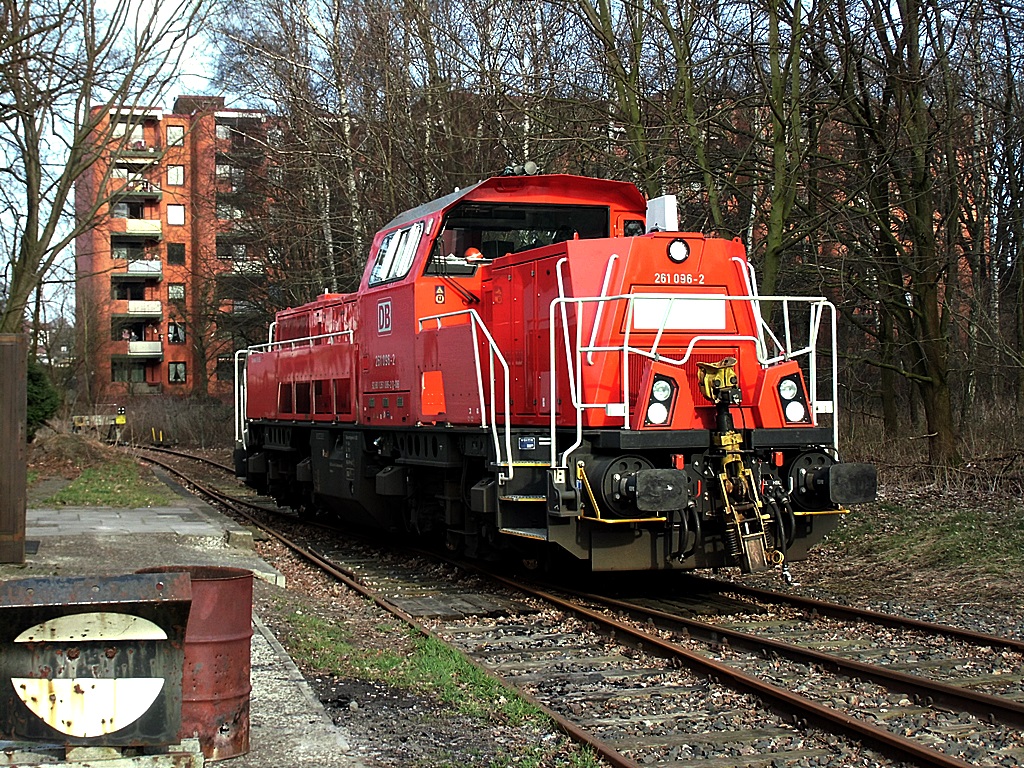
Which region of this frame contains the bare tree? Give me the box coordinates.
[800,0,997,465]
[200,0,1024,466]
[0,0,210,334]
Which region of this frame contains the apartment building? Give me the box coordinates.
[75,96,266,402]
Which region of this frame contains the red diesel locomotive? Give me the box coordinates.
[234,171,875,573]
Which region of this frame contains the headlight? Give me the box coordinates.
[647,402,669,425]
[667,239,689,264]
[784,401,806,422]
[651,379,673,402]
[778,379,799,400]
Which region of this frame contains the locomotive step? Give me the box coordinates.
[499,494,546,502]
[499,527,549,541]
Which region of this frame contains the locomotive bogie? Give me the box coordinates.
[234,172,875,573]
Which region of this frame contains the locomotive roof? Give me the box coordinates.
[383,174,647,231]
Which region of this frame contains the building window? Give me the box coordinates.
[216,202,243,220]
[167,204,185,226]
[111,239,146,260]
[216,163,232,180]
[167,323,186,344]
[216,355,234,381]
[215,123,232,140]
[112,200,145,219]
[168,362,186,384]
[111,281,144,301]
[112,361,147,382]
[168,283,185,301]
[167,125,184,146]
[167,242,185,265]
[217,240,246,260]
[167,165,184,186]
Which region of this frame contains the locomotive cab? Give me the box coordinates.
[234,172,875,574]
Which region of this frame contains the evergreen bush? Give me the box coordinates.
[26,356,60,440]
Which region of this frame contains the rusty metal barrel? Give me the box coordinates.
[139,566,252,760]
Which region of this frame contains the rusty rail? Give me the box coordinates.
[490,576,981,768]
[694,575,1024,653]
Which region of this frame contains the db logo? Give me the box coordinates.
[377,299,392,335]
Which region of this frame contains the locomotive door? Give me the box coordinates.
[490,265,520,418]
[496,259,557,423]
[528,258,561,421]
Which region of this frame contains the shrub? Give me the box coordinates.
[27,356,61,440]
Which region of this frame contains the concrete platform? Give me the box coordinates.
[0,486,368,767]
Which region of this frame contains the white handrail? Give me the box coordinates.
[554,258,577,402]
[234,349,249,448]
[248,329,354,354]
[585,253,620,365]
[236,328,353,449]
[548,291,840,468]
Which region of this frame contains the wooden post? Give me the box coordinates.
[0,334,27,564]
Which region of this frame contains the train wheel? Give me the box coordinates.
[295,502,320,521]
[444,529,463,554]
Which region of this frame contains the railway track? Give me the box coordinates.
[547,575,1024,716]
[134,446,1024,767]
[521,579,1024,765]
[140,444,235,473]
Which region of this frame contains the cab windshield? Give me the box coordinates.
[425,203,609,275]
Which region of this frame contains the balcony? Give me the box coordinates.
[117,180,162,200]
[111,259,162,281]
[127,340,162,357]
[126,300,162,316]
[117,142,163,161]
[123,219,162,239]
[111,300,161,319]
[128,382,163,395]
[232,259,265,274]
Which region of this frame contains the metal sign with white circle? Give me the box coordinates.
[0,573,191,746]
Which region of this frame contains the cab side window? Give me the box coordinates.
[368,222,424,286]
[424,227,478,276]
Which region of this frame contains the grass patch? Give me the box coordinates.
[287,612,537,721]
[828,497,1024,577]
[44,459,181,507]
[27,469,38,487]
[285,612,602,767]
[402,635,540,723]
